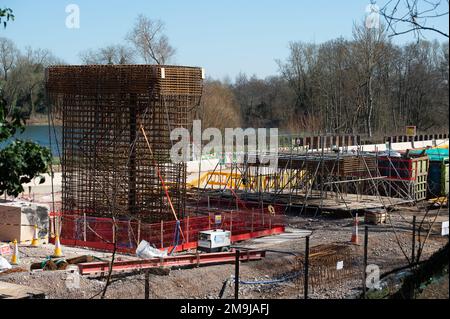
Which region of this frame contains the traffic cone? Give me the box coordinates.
[31,225,40,247]
[52,235,63,257]
[10,239,19,265]
[351,213,359,244]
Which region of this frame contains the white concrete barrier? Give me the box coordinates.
[187,158,220,173]
[345,139,448,152]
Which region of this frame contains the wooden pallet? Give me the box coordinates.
[364,210,387,225]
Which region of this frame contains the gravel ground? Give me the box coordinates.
[417,273,449,299]
[0,206,447,299]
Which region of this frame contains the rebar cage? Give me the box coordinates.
[46,65,203,223]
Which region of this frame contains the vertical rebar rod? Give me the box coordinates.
[128,94,137,215]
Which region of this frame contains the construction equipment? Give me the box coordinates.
[197,230,231,252]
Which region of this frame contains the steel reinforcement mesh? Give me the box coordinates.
[46,65,203,223]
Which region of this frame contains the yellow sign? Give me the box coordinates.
[406,126,416,137]
[214,214,222,225]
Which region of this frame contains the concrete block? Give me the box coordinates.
[0,200,49,242]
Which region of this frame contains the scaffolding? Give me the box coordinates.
[187,144,417,216]
[46,65,203,223]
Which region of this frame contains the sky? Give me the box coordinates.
[2,0,449,80]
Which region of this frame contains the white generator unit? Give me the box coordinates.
[197,229,231,252]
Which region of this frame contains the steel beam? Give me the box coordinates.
[78,250,266,275]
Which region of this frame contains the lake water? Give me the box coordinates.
[1,125,300,157]
[0,125,62,156]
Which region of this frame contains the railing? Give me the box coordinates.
[385,133,449,144]
[279,135,361,149]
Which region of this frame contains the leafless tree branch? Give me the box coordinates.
[380,0,449,38]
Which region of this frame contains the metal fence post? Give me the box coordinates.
[411,215,417,299]
[304,236,310,299]
[363,226,368,299]
[230,211,233,233]
[412,215,416,265]
[186,216,190,243]
[160,220,164,248]
[144,270,150,299]
[235,250,240,299]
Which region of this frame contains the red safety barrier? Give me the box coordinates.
[50,210,285,254]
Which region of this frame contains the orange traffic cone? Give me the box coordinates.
[10,239,19,265]
[31,225,40,247]
[351,213,359,244]
[52,235,63,257]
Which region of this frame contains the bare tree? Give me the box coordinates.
[199,79,241,131]
[3,45,62,116]
[79,45,135,65]
[315,38,358,134]
[126,14,175,65]
[115,45,136,64]
[352,22,388,137]
[79,49,100,64]
[0,37,19,81]
[380,0,449,38]
[276,42,320,132]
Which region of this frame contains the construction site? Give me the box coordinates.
[0,64,448,300]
